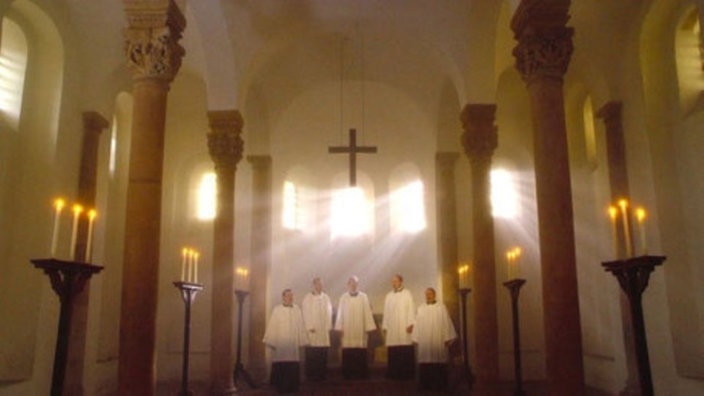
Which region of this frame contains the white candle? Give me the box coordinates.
[618,199,633,258]
[506,251,514,280]
[85,209,97,263]
[636,207,647,255]
[69,204,83,261]
[187,249,194,282]
[181,247,188,281]
[193,251,199,283]
[513,247,522,279]
[608,206,619,258]
[50,198,65,257]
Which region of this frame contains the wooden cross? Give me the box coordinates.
[328,128,378,186]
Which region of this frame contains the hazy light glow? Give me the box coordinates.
[0,19,28,129]
[391,180,426,233]
[197,172,216,220]
[331,187,371,238]
[282,181,299,230]
[491,169,518,218]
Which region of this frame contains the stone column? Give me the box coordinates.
[596,101,639,396]
[512,2,585,394]
[460,104,499,385]
[435,152,461,330]
[207,110,244,394]
[118,2,184,395]
[64,111,108,396]
[246,154,272,380]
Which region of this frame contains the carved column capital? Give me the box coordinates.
[596,101,622,125]
[460,104,497,166]
[207,110,244,170]
[82,111,109,133]
[124,0,185,82]
[511,0,573,84]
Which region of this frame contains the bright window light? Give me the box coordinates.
[282,181,299,230]
[391,180,426,233]
[197,172,216,220]
[331,187,371,238]
[0,19,28,129]
[491,169,518,218]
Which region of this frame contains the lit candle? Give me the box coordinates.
[457,263,470,288]
[506,250,514,280]
[181,247,189,281]
[186,249,193,282]
[513,247,522,279]
[69,204,83,261]
[618,199,633,258]
[608,206,619,258]
[636,207,647,255]
[50,198,66,257]
[236,267,250,290]
[193,251,199,283]
[85,209,97,263]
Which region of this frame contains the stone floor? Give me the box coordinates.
[161,365,614,395]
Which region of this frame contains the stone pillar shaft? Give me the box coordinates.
[512,1,585,394]
[246,155,272,380]
[461,104,499,384]
[207,110,244,394]
[118,2,184,394]
[65,111,108,396]
[435,152,460,330]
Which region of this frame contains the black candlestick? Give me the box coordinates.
[602,255,665,396]
[232,290,257,389]
[503,278,526,396]
[30,258,103,396]
[174,281,203,396]
[458,287,475,390]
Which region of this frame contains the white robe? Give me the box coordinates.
[412,302,457,363]
[334,291,376,348]
[382,288,416,346]
[301,291,333,347]
[263,303,309,361]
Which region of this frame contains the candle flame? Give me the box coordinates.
[54,198,66,211]
[88,209,97,220]
[72,204,84,215]
[636,207,646,223]
[608,206,618,219]
[617,199,628,210]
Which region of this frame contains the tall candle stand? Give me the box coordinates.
[232,289,257,389]
[503,278,526,396]
[602,255,666,396]
[458,287,475,390]
[173,281,204,396]
[30,258,103,396]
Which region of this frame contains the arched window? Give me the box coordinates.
[196,171,216,221]
[583,95,598,169]
[330,173,374,239]
[0,18,28,129]
[491,169,519,219]
[675,6,704,113]
[389,164,426,234]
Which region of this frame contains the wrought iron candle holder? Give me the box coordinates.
[602,255,666,396]
[503,278,526,396]
[232,289,256,389]
[173,281,204,396]
[458,287,475,389]
[30,258,103,396]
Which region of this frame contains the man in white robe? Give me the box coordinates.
[263,289,309,393]
[382,274,416,379]
[412,287,457,391]
[301,277,333,381]
[334,276,377,379]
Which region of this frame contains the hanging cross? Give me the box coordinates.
[328,128,378,186]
